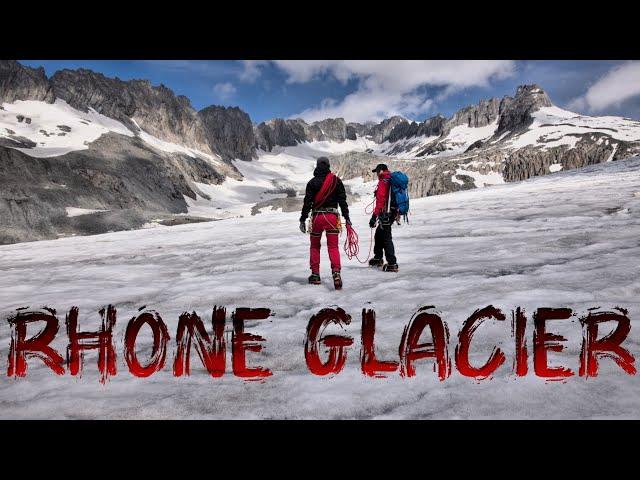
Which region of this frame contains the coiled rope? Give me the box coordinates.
[343,222,374,264]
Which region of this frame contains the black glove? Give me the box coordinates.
[299,221,307,234]
[369,215,377,228]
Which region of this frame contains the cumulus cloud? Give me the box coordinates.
[568,61,640,113]
[213,82,237,101]
[295,87,436,123]
[273,60,514,90]
[239,60,269,82]
[255,60,515,122]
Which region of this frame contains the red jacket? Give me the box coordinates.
[373,170,391,216]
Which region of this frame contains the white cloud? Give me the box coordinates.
[239,60,269,82]
[274,60,514,90]
[213,82,237,101]
[296,88,436,123]
[269,60,514,123]
[568,61,640,113]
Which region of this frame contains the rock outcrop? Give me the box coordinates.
[447,97,501,129]
[387,115,447,142]
[2,61,260,163]
[50,68,213,155]
[0,133,234,244]
[254,118,308,151]
[198,105,256,161]
[361,116,408,143]
[254,117,361,151]
[496,84,552,135]
[0,60,55,103]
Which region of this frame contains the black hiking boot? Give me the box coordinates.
[332,271,342,290]
[308,273,321,285]
[368,258,384,267]
[382,263,399,272]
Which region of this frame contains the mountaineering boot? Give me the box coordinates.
[332,271,343,290]
[382,263,399,272]
[369,258,384,267]
[308,273,321,285]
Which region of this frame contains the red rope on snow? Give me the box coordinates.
[343,223,374,264]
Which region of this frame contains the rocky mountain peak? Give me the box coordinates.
[387,114,446,143]
[254,118,307,151]
[0,60,54,104]
[447,97,502,130]
[496,84,553,134]
[198,105,256,162]
[49,68,213,154]
[363,116,409,143]
[516,83,547,97]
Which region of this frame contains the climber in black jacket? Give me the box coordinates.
[299,157,350,289]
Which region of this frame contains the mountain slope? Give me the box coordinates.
[1,156,639,419]
[327,86,640,198]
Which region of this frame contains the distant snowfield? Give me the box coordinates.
[185,140,377,218]
[452,167,505,187]
[375,106,640,161]
[444,119,499,153]
[0,99,133,157]
[377,134,440,158]
[1,157,640,419]
[375,121,500,160]
[509,106,640,150]
[0,100,220,163]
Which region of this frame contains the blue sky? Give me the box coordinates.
[20,60,640,124]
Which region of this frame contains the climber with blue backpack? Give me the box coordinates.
[368,163,409,272]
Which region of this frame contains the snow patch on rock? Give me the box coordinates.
[0,99,133,158]
[65,207,109,217]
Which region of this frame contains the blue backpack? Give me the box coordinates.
[388,171,410,222]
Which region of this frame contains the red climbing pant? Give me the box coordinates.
[310,213,341,274]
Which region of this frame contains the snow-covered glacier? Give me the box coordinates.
[1,157,639,419]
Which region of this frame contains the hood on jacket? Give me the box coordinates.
[313,162,331,177]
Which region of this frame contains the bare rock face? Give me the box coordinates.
[2,61,261,163]
[447,97,501,129]
[0,60,54,103]
[503,135,628,182]
[364,116,408,143]
[347,121,373,138]
[254,117,356,151]
[387,115,447,142]
[252,86,554,153]
[0,134,233,244]
[497,84,553,135]
[254,118,307,151]
[50,69,212,155]
[311,118,350,141]
[198,105,256,161]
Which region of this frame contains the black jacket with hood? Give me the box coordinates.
[299,163,350,223]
